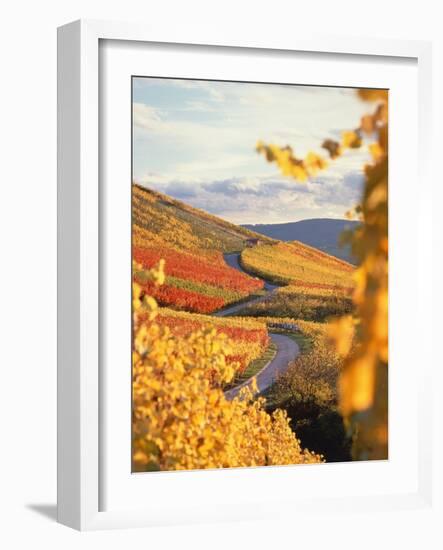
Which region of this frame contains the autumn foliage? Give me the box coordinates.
[257,89,389,459]
[132,264,322,471]
[241,241,353,290]
[131,87,389,467]
[135,280,225,314]
[270,321,352,462]
[132,187,265,314]
[152,308,269,374]
[134,246,262,294]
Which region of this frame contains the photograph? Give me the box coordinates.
[0,0,438,541]
[131,77,389,472]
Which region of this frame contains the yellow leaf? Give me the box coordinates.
[342,130,362,149]
[328,316,354,357]
[369,142,384,161]
[340,354,376,415]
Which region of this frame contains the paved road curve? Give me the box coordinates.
[223,252,280,291]
[213,253,279,317]
[224,333,299,400]
[213,293,274,318]
[216,252,300,399]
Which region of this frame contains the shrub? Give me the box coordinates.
[132,265,322,471]
[268,322,352,462]
[237,291,354,322]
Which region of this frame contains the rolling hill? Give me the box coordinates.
[133,183,355,378]
[132,184,271,314]
[133,184,275,255]
[133,184,355,321]
[132,184,274,376]
[242,219,361,264]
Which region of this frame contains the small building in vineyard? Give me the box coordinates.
[245,237,262,247]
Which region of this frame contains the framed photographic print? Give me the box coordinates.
[57,20,433,530]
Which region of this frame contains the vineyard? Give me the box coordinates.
[232,241,355,321]
[132,183,358,470]
[132,265,322,471]
[132,185,265,313]
[153,308,269,373]
[264,319,352,462]
[132,182,356,380]
[133,184,274,254]
[241,241,354,291]
[129,80,390,471]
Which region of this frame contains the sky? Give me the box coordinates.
[132,77,373,225]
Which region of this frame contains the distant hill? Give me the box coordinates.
[242,219,361,264]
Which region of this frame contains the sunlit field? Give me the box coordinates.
[131,79,388,471]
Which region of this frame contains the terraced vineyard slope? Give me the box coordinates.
[132,184,272,313]
[235,241,355,322]
[132,183,355,385]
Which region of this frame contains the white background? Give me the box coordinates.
[0,0,441,548]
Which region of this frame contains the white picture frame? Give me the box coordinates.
[57,19,433,531]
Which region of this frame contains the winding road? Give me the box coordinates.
[223,253,280,291]
[214,253,279,318]
[225,333,299,399]
[217,252,300,399]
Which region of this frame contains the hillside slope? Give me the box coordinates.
[132,184,355,322]
[238,241,355,321]
[241,241,354,289]
[133,184,275,254]
[242,219,361,264]
[132,184,268,313]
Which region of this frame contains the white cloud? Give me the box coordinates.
[133,103,243,153]
[174,154,253,177]
[183,100,216,112]
[139,169,365,225]
[133,78,375,222]
[132,103,163,130]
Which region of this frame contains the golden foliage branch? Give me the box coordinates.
[132,261,322,470]
[257,89,389,459]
